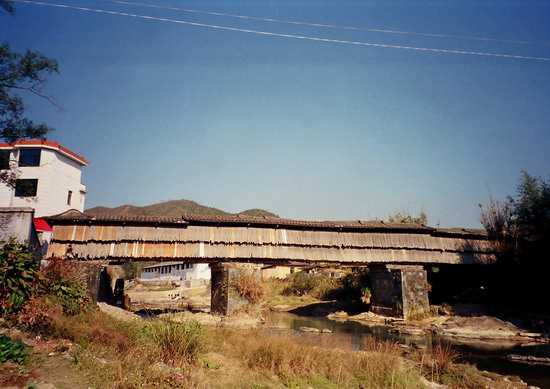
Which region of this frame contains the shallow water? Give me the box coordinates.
[264,310,550,389]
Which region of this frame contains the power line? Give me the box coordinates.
[100,0,550,47]
[12,0,550,62]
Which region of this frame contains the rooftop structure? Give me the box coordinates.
[0,140,89,217]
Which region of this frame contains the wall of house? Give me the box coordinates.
[0,148,86,217]
[43,152,86,216]
[141,263,211,281]
[0,207,41,259]
[262,266,292,279]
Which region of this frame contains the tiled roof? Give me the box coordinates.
[182,213,435,231]
[44,210,487,237]
[46,209,443,232]
[45,209,186,224]
[0,140,89,165]
[434,228,487,236]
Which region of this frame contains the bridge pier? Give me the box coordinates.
[369,264,429,319]
[209,262,262,316]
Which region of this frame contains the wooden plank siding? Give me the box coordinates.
[44,212,495,265]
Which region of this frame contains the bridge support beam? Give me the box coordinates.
[209,262,262,316]
[369,265,429,319]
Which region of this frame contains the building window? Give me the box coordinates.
[19,149,41,167]
[67,190,73,205]
[0,150,10,169]
[15,179,38,197]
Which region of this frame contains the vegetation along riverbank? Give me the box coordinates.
[2,239,547,388]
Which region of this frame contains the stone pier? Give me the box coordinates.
[209,262,262,316]
[369,264,429,319]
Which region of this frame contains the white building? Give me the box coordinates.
[0,140,89,217]
[141,262,211,286]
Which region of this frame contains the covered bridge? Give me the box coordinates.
[44,210,495,318]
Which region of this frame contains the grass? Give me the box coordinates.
[208,328,425,388]
[4,299,519,389]
[143,320,206,363]
[431,343,460,380]
[439,364,485,388]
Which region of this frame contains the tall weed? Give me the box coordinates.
[431,343,459,379]
[143,320,206,363]
[233,275,264,304]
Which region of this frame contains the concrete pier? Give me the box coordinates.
[370,264,429,319]
[210,262,262,316]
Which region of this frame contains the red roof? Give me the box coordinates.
[33,218,53,232]
[0,140,89,165]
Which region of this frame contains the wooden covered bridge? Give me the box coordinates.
[44,210,495,318]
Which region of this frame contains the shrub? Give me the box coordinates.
[282,272,339,299]
[0,334,29,364]
[143,321,206,363]
[431,343,460,380]
[15,296,59,331]
[39,258,94,315]
[233,275,264,304]
[0,239,39,316]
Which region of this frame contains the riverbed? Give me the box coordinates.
[264,310,550,389]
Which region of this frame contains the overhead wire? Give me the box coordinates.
[12,0,550,62]
[99,0,550,47]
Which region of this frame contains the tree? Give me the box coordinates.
[0,43,59,142]
[478,195,516,264]
[509,171,550,243]
[0,1,14,14]
[480,171,550,263]
[388,211,428,225]
[479,172,550,311]
[1,4,59,188]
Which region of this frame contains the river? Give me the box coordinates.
[263,310,550,389]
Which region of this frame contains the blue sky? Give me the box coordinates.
[2,0,549,227]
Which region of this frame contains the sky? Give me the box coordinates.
[2,0,549,228]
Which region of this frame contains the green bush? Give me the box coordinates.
[0,239,39,316]
[39,258,93,315]
[282,272,339,299]
[0,334,29,364]
[329,269,371,301]
[41,277,93,315]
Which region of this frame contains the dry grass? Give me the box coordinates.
[11,304,504,389]
[233,275,264,304]
[209,328,425,388]
[431,343,460,379]
[48,309,136,353]
[40,309,202,388]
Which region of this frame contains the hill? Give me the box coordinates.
[86,199,279,218]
